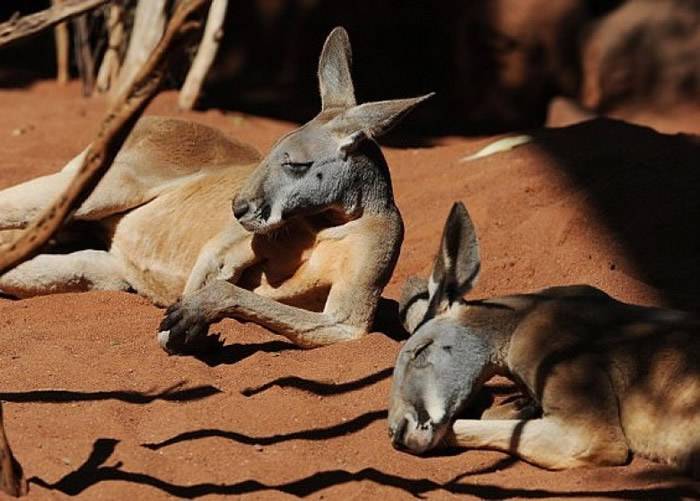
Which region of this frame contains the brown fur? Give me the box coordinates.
[393,203,699,475]
[447,288,700,472]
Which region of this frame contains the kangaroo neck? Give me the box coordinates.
[342,142,397,218]
[454,300,523,371]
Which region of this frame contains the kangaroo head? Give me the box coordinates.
[389,202,491,455]
[233,27,433,233]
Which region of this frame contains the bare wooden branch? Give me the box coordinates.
[0,4,208,495]
[0,404,26,497]
[0,0,108,49]
[178,0,228,109]
[96,2,125,93]
[0,0,210,278]
[72,14,95,96]
[52,0,70,84]
[113,0,168,100]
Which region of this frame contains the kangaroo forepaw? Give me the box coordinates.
[157,300,212,355]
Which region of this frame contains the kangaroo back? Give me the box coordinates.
[0,0,212,274]
[607,318,700,472]
[75,116,261,220]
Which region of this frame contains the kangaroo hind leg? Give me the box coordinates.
[451,356,631,469]
[0,250,130,298]
[450,415,629,470]
[0,148,87,230]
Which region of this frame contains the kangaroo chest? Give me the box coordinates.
[237,219,356,311]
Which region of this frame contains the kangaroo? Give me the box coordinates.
[389,202,700,475]
[0,27,432,354]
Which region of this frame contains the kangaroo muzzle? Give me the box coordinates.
[232,197,250,220]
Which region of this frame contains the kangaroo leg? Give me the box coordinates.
[158,279,368,354]
[0,171,76,230]
[0,149,87,230]
[449,416,628,470]
[451,357,630,469]
[0,250,130,298]
[0,403,27,497]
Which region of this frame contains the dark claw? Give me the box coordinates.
[167,308,184,327]
[165,300,181,315]
[158,316,169,332]
[185,323,207,344]
[159,307,183,331]
[158,299,212,355]
[169,319,188,341]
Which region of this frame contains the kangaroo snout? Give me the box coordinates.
[388,410,438,455]
[389,416,408,449]
[232,197,250,220]
[232,194,277,233]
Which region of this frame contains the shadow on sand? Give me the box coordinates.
[31,438,699,499]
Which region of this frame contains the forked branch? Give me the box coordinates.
[0,0,108,49]
[179,0,229,109]
[0,0,210,274]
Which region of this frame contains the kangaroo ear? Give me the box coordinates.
[329,93,434,156]
[427,202,480,312]
[399,276,430,334]
[331,94,434,138]
[318,27,356,111]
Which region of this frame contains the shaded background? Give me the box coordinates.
[2,0,698,133]
[1,0,699,307]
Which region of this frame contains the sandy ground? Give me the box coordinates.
[0,82,699,499]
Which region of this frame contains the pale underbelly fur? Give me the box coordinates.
[109,168,251,304]
[107,166,334,309]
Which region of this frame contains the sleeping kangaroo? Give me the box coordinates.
[0,27,431,354]
[389,202,700,475]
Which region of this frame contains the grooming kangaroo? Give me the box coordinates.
[389,202,700,475]
[0,27,431,353]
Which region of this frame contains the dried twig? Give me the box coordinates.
[52,0,70,84]
[0,3,210,491]
[72,14,95,96]
[0,2,209,496]
[0,0,108,49]
[179,0,228,109]
[96,2,126,93]
[113,0,168,100]
[0,404,26,497]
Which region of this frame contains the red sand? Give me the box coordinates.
[0,82,698,499]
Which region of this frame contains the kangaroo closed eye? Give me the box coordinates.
[412,339,433,360]
[282,160,314,169]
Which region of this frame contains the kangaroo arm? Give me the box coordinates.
[158,279,371,352]
[183,227,258,295]
[212,281,363,347]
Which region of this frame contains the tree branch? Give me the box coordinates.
[0,0,210,274]
[0,0,108,49]
[96,2,126,93]
[178,0,228,109]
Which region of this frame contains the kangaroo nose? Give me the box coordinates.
[390,417,408,449]
[232,198,250,220]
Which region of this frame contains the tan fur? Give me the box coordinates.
[0,27,421,353]
[0,116,402,342]
[447,286,700,473]
[0,117,261,304]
